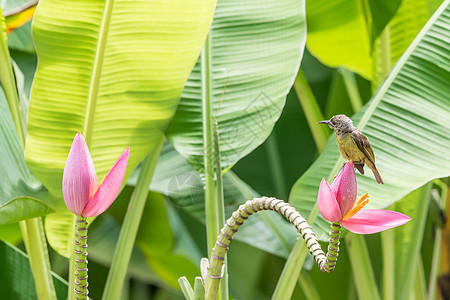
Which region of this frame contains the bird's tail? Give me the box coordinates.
[370,165,384,184]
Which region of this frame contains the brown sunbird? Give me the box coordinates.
[318,114,384,184]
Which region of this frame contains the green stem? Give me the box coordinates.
[202,33,218,257]
[26,218,57,300]
[271,204,320,299]
[212,117,228,300]
[265,133,287,199]
[102,139,164,299]
[1,9,56,300]
[298,271,321,300]
[68,214,77,300]
[427,183,447,300]
[293,69,329,152]
[379,26,391,83]
[73,216,89,300]
[372,26,391,91]
[205,197,341,300]
[201,33,227,299]
[82,0,114,146]
[0,7,25,147]
[402,184,431,300]
[427,224,441,300]
[339,68,363,113]
[345,234,380,300]
[414,256,427,300]
[381,228,395,300]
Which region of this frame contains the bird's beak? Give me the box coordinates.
[317,120,330,125]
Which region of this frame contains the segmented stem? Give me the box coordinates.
[323,222,341,273]
[205,197,341,299]
[74,216,89,300]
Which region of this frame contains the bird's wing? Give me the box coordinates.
[351,129,376,165]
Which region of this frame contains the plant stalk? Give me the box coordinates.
[414,256,427,300]
[201,33,228,300]
[298,271,321,300]
[73,216,89,300]
[265,133,287,200]
[212,116,228,300]
[346,234,380,300]
[0,7,25,147]
[271,199,321,300]
[102,139,164,299]
[293,69,329,152]
[339,68,363,113]
[427,183,447,300]
[402,184,431,300]
[381,228,395,300]
[26,218,58,300]
[205,197,341,299]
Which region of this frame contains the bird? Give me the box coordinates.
[318,114,383,184]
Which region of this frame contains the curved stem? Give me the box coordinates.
[205,197,341,299]
[74,216,89,300]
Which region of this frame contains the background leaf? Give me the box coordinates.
[368,0,401,45]
[0,89,53,224]
[128,142,298,259]
[372,0,442,87]
[0,239,67,299]
[305,0,372,79]
[290,1,450,239]
[166,0,306,173]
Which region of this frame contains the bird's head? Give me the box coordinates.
[318,114,354,133]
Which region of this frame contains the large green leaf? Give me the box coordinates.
[25,0,217,199]
[290,1,450,240]
[0,89,53,224]
[0,239,67,299]
[166,0,306,173]
[306,0,437,81]
[372,0,442,87]
[24,0,216,256]
[387,0,439,65]
[368,0,402,46]
[306,0,372,79]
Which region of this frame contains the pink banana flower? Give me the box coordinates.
[317,161,410,234]
[63,132,129,217]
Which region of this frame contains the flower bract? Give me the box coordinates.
[63,132,129,217]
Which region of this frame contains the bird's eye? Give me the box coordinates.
[331,121,335,125]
